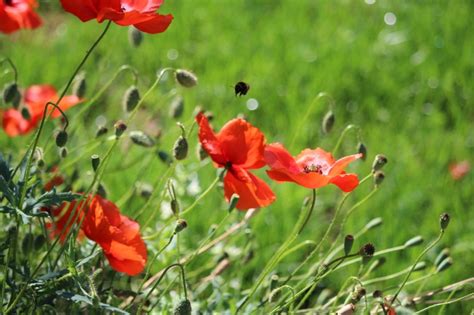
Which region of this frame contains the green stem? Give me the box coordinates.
[179,175,221,217]
[0,57,18,82]
[332,124,361,154]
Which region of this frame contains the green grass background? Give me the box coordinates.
[1,0,473,312]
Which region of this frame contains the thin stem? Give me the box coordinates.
[414,293,474,314]
[0,57,18,82]
[332,124,361,154]
[179,175,220,217]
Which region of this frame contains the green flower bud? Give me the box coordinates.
[59,147,68,159]
[439,213,450,230]
[122,86,140,113]
[436,257,453,273]
[173,299,191,315]
[72,73,87,98]
[3,82,20,104]
[228,194,240,212]
[128,26,143,48]
[157,150,173,165]
[169,95,184,119]
[114,120,127,138]
[322,110,335,134]
[20,106,31,120]
[434,248,450,267]
[175,69,198,88]
[55,130,68,147]
[373,170,385,186]
[173,136,188,160]
[130,130,155,147]
[372,154,388,172]
[174,219,188,234]
[357,142,367,161]
[91,154,100,172]
[196,144,208,161]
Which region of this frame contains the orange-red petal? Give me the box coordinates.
[330,173,360,192]
[196,113,227,165]
[328,153,362,176]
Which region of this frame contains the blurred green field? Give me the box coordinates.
[1,0,473,313]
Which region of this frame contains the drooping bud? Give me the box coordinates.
[434,248,450,267]
[72,73,87,98]
[365,217,383,230]
[357,142,367,161]
[122,86,140,113]
[404,235,423,248]
[322,110,335,134]
[2,82,20,105]
[169,95,184,119]
[157,150,173,165]
[95,126,108,138]
[173,123,188,160]
[196,144,208,161]
[55,130,68,147]
[114,120,127,138]
[20,106,31,120]
[59,147,68,159]
[344,235,354,256]
[174,219,188,234]
[373,170,385,186]
[128,26,144,48]
[439,213,450,230]
[228,194,240,212]
[173,299,191,315]
[372,154,388,172]
[130,130,155,147]
[436,257,453,273]
[91,154,100,172]
[175,69,198,88]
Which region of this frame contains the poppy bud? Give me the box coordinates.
[169,95,184,119]
[434,248,450,267]
[372,290,383,299]
[59,147,68,159]
[130,130,155,147]
[55,130,68,148]
[350,286,366,303]
[344,234,354,256]
[373,170,385,186]
[21,233,34,253]
[20,106,31,120]
[174,219,188,234]
[137,182,153,199]
[2,82,20,105]
[436,257,453,273]
[175,69,198,88]
[72,73,87,98]
[157,150,173,165]
[372,154,388,172]
[122,86,140,113]
[196,144,208,161]
[413,261,427,272]
[228,194,240,212]
[365,217,383,230]
[91,154,100,172]
[114,120,127,138]
[170,199,179,215]
[173,137,188,160]
[322,110,335,134]
[173,299,191,315]
[357,142,367,161]
[97,184,107,199]
[33,234,46,251]
[359,243,375,259]
[439,213,450,230]
[404,235,423,248]
[95,126,108,137]
[128,26,143,48]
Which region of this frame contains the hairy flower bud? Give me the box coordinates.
[372,154,388,172]
[114,120,127,138]
[434,248,450,267]
[91,154,100,172]
[373,170,385,186]
[173,136,188,160]
[357,142,367,161]
[59,147,68,159]
[55,130,68,148]
[72,73,87,98]
[436,257,453,273]
[404,235,423,248]
[157,150,173,165]
[169,95,184,119]
[175,69,198,88]
[128,26,143,48]
[3,82,20,105]
[344,235,354,256]
[173,299,191,315]
[130,130,155,147]
[372,290,383,299]
[359,243,375,258]
[439,213,450,230]
[95,126,108,137]
[122,86,140,113]
[137,182,153,199]
[322,110,335,134]
[174,219,188,234]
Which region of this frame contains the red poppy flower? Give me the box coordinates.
[82,195,147,276]
[60,0,173,34]
[449,160,470,180]
[196,113,276,210]
[0,0,42,34]
[1,85,82,137]
[46,199,86,242]
[264,143,362,192]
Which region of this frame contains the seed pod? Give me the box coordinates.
[3,82,20,104]
[404,235,423,248]
[196,144,208,161]
[175,69,198,88]
[95,126,108,138]
[169,95,184,119]
[20,106,31,120]
[436,257,453,273]
[434,248,450,267]
[72,73,87,98]
[91,154,100,172]
[157,150,173,165]
[114,120,127,138]
[439,213,450,230]
[173,299,191,315]
[55,130,68,147]
[359,243,375,258]
[228,194,240,212]
[322,110,335,134]
[173,137,188,160]
[128,26,143,48]
[344,235,354,256]
[365,217,383,230]
[122,86,140,113]
[33,234,46,251]
[373,170,385,186]
[21,233,34,253]
[372,154,388,172]
[357,142,367,161]
[130,130,155,147]
[174,219,188,234]
[59,147,68,159]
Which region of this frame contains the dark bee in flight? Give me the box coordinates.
[234,81,250,96]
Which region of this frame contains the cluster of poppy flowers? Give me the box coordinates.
[196,113,363,210]
[1,0,172,34]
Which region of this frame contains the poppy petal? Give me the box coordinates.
[264,143,300,174]
[132,13,173,34]
[330,173,360,192]
[196,113,227,165]
[59,0,98,22]
[224,168,275,210]
[216,118,266,169]
[328,153,362,176]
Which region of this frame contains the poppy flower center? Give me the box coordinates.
[4,0,13,6]
[303,164,324,174]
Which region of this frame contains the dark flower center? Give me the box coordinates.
[4,0,13,6]
[303,164,323,174]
